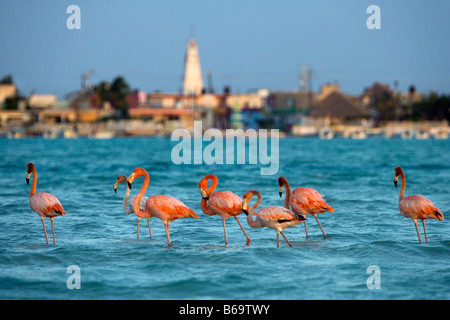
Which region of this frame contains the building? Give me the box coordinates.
[307,91,367,126]
[148,92,182,109]
[267,90,314,131]
[0,84,17,104]
[316,83,340,101]
[28,94,58,109]
[127,90,148,109]
[129,108,194,128]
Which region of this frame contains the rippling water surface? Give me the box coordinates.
[0,137,449,300]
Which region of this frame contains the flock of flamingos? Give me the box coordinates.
[26,163,444,247]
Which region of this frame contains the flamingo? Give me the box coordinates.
[278,176,334,238]
[26,163,66,244]
[114,174,151,239]
[393,166,444,243]
[127,168,199,247]
[242,190,306,247]
[198,174,251,246]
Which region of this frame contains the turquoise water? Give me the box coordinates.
[0,137,449,300]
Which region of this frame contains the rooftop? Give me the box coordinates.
[308,92,367,118]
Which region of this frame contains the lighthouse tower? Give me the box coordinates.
[182,38,204,96]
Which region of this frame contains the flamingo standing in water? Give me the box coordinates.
[278,176,334,238]
[198,174,251,245]
[127,168,199,247]
[26,163,66,244]
[242,190,306,247]
[114,174,151,239]
[393,166,444,243]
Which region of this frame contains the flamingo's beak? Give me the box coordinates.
[242,202,249,215]
[113,181,119,193]
[127,173,135,190]
[26,173,30,185]
[200,189,208,200]
[393,176,398,188]
[279,186,283,198]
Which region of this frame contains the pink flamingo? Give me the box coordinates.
[198,174,250,245]
[114,174,151,239]
[242,190,306,247]
[26,163,66,244]
[127,168,199,247]
[394,166,444,243]
[278,176,333,238]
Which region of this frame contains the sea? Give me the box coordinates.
[0,136,449,301]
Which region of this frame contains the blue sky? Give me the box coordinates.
[1,1,449,98]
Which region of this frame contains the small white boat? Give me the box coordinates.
[64,128,79,139]
[43,129,63,139]
[400,130,414,139]
[318,127,334,139]
[384,130,393,138]
[91,130,114,139]
[7,127,24,139]
[415,130,430,139]
[432,130,448,139]
[350,130,367,139]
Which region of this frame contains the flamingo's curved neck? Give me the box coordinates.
[30,166,37,197]
[282,179,291,209]
[246,192,263,228]
[205,174,218,196]
[200,198,212,215]
[133,171,149,218]
[123,186,131,214]
[398,171,406,202]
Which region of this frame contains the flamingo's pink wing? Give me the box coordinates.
[258,206,298,223]
[30,192,65,217]
[147,195,199,219]
[400,195,444,221]
[209,191,243,215]
[49,202,66,216]
[290,187,334,215]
